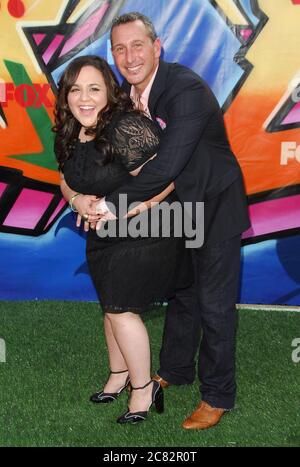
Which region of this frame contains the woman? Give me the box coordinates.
[53,55,189,424]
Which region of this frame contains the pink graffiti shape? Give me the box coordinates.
[44,199,67,230]
[0,182,7,198]
[59,2,109,57]
[33,34,46,46]
[42,35,65,65]
[3,189,54,229]
[242,194,300,239]
[240,29,253,41]
[282,100,300,125]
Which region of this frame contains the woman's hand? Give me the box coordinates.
[60,175,102,231]
[73,195,102,231]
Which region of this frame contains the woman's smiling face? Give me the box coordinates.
[67,65,108,128]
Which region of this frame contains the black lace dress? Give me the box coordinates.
[62,112,190,313]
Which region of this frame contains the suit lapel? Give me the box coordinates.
[121,60,169,118]
[148,60,169,118]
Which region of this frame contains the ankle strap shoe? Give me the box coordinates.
[117,379,164,424]
[90,369,130,404]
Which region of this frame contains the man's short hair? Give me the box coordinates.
[110,12,158,44]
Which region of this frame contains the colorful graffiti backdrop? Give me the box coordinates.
[1,0,300,304]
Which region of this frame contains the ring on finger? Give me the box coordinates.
[82,213,89,222]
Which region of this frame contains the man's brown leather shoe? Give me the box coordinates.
[152,374,172,389]
[182,401,225,430]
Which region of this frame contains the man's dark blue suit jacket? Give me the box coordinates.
[107,60,250,244]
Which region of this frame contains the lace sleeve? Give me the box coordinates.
[110,112,161,171]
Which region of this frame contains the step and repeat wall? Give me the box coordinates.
[1,0,300,304]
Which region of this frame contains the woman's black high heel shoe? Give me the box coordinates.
[90,369,130,403]
[117,379,164,424]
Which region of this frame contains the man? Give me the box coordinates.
[97,11,250,429]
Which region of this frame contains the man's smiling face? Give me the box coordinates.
[111,19,161,93]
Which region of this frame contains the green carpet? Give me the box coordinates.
[0,301,299,447]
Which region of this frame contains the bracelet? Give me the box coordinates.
[69,193,81,212]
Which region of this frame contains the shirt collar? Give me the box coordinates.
[130,65,159,111]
